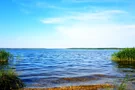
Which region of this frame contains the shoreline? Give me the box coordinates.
[21,81,135,90]
[21,84,113,90]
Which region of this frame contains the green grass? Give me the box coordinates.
[0,69,25,90]
[111,48,135,62]
[0,50,13,62]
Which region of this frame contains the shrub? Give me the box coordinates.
[0,50,13,62]
[0,69,25,90]
[111,48,135,62]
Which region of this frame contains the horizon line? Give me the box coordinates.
[0,47,132,49]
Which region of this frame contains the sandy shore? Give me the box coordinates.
[21,84,113,90]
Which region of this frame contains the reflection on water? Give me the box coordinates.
[113,61,135,79]
[113,60,135,69]
[114,61,135,69]
[1,49,135,88]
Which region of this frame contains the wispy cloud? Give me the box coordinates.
[40,9,135,48]
[41,10,127,24]
[9,0,135,48]
[56,23,135,48]
[41,17,66,24]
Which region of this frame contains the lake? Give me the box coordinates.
[2,49,135,88]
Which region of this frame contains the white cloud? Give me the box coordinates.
[6,0,135,48]
[69,10,126,21]
[41,10,127,24]
[41,18,66,24]
[38,9,135,48]
[56,23,135,48]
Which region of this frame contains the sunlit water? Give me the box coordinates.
[2,49,135,88]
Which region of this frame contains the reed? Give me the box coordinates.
[0,50,12,62]
[0,69,25,90]
[111,48,135,62]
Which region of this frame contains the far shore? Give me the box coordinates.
[68,48,123,50]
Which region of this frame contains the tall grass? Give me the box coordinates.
[111,48,135,62]
[0,50,24,89]
[0,69,25,90]
[0,50,12,62]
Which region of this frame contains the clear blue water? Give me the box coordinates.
[1,49,135,88]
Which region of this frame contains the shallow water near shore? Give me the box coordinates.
[2,49,135,88]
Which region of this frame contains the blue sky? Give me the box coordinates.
[0,0,135,48]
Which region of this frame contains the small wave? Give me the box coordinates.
[60,74,116,82]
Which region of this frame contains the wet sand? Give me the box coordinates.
[22,84,113,90]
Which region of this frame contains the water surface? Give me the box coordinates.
[2,49,135,88]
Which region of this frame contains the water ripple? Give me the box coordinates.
[4,49,134,88]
